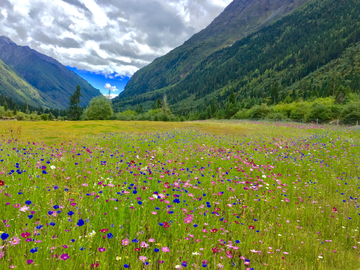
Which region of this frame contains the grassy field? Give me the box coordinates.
[0,120,359,269]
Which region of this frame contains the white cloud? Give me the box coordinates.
[0,0,232,76]
[104,83,117,91]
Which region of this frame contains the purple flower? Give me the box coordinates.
[61,253,70,260]
[98,247,106,252]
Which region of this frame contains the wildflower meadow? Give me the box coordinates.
[0,121,359,269]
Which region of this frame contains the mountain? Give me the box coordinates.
[0,36,101,109]
[113,0,360,116]
[113,0,309,104]
[0,59,52,108]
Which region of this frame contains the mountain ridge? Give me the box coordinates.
[0,36,102,109]
[113,0,360,117]
[115,0,309,101]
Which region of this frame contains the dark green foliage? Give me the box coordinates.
[135,104,143,114]
[113,0,360,120]
[152,98,164,110]
[40,114,48,121]
[67,85,83,121]
[307,103,332,123]
[341,102,360,124]
[84,96,114,120]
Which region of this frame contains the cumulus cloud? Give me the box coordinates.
[0,0,231,76]
[104,83,117,91]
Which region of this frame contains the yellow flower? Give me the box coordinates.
[155,243,161,246]
[116,256,121,261]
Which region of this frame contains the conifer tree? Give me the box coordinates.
[67,85,82,120]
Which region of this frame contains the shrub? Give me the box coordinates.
[290,103,309,121]
[341,102,360,124]
[15,112,28,121]
[246,104,272,119]
[84,96,114,120]
[267,112,288,121]
[306,103,332,123]
[40,114,48,121]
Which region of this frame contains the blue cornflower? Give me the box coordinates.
[68,211,74,216]
[25,200,32,205]
[53,205,59,209]
[1,233,9,240]
[30,247,38,253]
[154,248,159,252]
[107,233,113,239]
[28,215,33,219]
[50,222,56,226]
[77,219,85,226]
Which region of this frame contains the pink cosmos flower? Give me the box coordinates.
[149,238,155,242]
[139,256,147,262]
[20,206,29,212]
[184,215,193,224]
[0,250,4,259]
[140,241,149,248]
[162,247,170,252]
[122,239,129,246]
[9,236,20,246]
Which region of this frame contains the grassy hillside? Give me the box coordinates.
[0,37,101,109]
[0,59,61,108]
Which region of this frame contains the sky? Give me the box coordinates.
[0,0,232,97]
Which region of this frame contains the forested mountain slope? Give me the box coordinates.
[0,59,55,108]
[0,36,101,109]
[114,0,309,101]
[113,0,360,116]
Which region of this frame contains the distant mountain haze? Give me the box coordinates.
[115,0,309,101]
[0,36,101,109]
